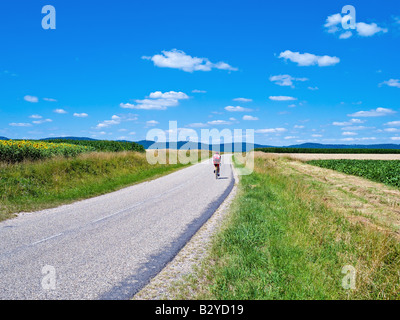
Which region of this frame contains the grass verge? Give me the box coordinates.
[181,155,400,299]
[0,150,210,222]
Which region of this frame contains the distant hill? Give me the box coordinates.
[5,136,400,150]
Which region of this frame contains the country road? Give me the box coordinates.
[0,155,234,300]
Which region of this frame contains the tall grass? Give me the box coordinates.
[0,151,198,221]
[195,156,400,299]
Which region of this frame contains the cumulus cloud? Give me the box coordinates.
[278,50,340,67]
[207,120,232,126]
[269,74,308,87]
[332,118,365,126]
[73,113,88,118]
[324,13,388,38]
[54,109,68,114]
[225,106,253,112]
[24,95,39,103]
[255,128,287,134]
[356,22,388,37]
[269,96,297,101]
[233,98,253,102]
[379,79,400,88]
[120,91,189,110]
[9,122,32,127]
[142,49,237,72]
[146,120,159,127]
[29,114,43,119]
[32,119,52,124]
[242,115,258,121]
[385,121,400,126]
[347,107,396,117]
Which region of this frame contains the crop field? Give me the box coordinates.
[256,147,400,154]
[0,140,94,163]
[44,139,145,153]
[307,159,400,188]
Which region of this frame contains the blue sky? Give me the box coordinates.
[1,0,399,146]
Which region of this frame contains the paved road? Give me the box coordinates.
[0,155,234,300]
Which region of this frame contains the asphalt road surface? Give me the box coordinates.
[0,155,234,300]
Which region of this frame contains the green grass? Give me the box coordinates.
[308,159,400,188]
[193,156,400,299]
[0,151,194,221]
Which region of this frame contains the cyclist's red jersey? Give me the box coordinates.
[212,154,221,165]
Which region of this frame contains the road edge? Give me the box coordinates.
[132,156,240,300]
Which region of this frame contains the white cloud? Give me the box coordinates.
[385,121,400,126]
[391,137,400,141]
[342,132,358,136]
[29,114,42,119]
[192,89,207,93]
[332,118,365,126]
[43,98,57,102]
[384,128,400,132]
[255,128,287,134]
[278,50,340,67]
[269,96,297,101]
[339,31,353,39]
[32,119,52,124]
[294,125,305,129]
[148,91,189,100]
[308,86,319,91]
[120,91,188,110]
[324,13,388,38]
[311,134,323,137]
[186,122,209,128]
[379,79,400,88]
[242,115,258,121]
[225,105,253,112]
[269,74,308,87]
[356,22,388,37]
[324,13,342,33]
[9,122,32,127]
[146,120,159,126]
[142,49,237,72]
[24,95,39,103]
[73,113,88,118]
[233,98,253,102]
[96,115,122,129]
[207,120,232,126]
[348,108,396,117]
[341,126,374,131]
[54,109,68,114]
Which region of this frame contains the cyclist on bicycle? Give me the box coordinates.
[213,151,221,177]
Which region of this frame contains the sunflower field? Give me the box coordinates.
[0,140,94,163]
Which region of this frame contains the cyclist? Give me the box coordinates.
[212,151,222,177]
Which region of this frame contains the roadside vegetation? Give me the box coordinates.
[0,140,94,162]
[44,139,145,153]
[308,159,400,188]
[256,147,400,154]
[0,148,210,222]
[178,154,400,299]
